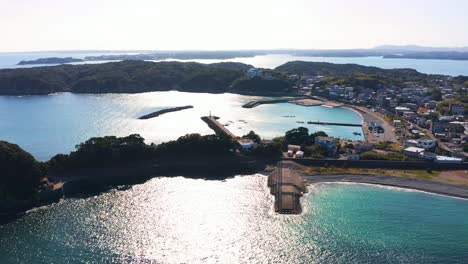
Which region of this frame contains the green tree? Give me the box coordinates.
[285,127,310,145]
[243,131,261,144]
[0,141,43,199]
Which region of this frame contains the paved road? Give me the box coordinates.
[348,106,398,143]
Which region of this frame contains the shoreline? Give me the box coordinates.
[303,174,468,199]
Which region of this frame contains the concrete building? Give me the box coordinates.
[403,147,425,158]
[406,139,437,151]
[237,139,257,150]
[434,156,463,163]
[432,122,464,134]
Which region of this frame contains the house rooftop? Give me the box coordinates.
[317,136,334,141]
[404,147,425,153]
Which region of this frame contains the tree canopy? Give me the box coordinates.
[0,141,44,199]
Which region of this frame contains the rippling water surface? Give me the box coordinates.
[1,176,467,264]
[0,91,363,161]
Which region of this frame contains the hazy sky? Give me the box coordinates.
[1,0,468,52]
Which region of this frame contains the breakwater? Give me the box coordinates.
[242,97,308,108]
[267,162,307,214]
[306,121,362,127]
[201,116,237,138]
[138,105,193,119]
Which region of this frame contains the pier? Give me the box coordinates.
[201,116,237,138]
[306,121,362,127]
[268,161,307,214]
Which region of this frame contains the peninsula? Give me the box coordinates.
[138,105,194,119]
[17,57,84,65]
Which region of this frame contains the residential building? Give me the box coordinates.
[432,122,464,134]
[403,147,425,158]
[315,136,337,155]
[425,100,437,110]
[237,139,257,150]
[406,139,437,151]
[449,103,465,115]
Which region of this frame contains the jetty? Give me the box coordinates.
[138,105,193,119]
[268,161,307,214]
[201,116,237,138]
[242,98,291,108]
[306,121,362,127]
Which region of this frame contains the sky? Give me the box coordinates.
[1,0,468,52]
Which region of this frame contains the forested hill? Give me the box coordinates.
[0,60,254,95]
[1,60,463,95]
[274,61,437,88]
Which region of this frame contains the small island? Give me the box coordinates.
[17,57,84,65]
[138,105,194,119]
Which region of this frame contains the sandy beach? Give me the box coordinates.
[303,174,468,199]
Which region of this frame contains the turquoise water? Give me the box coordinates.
[0,176,467,263]
[0,91,363,161]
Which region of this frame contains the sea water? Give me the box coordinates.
[0,176,467,264]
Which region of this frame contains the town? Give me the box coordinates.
[234,67,468,164]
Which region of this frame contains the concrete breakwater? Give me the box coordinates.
[138,105,193,119]
[268,162,307,214]
[201,116,237,138]
[306,121,362,127]
[242,97,309,108]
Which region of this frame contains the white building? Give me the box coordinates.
[237,139,257,150]
[403,147,425,158]
[406,139,437,151]
[294,151,304,158]
[434,156,463,163]
[246,68,263,78]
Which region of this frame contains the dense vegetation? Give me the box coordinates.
[0,141,44,199]
[230,77,291,94]
[3,60,464,96]
[0,61,252,95]
[48,134,236,171]
[359,151,409,161]
[275,61,436,89]
[18,57,83,65]
[271,127,330,158]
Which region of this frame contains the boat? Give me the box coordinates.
[297,121,304,124]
